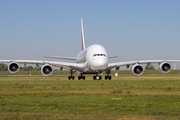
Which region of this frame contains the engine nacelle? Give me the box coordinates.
[41,64,53,76]
[8,62,19,74]
[159,62,171,73]
[131,64,144,76]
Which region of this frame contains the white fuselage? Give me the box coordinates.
[76,44,108,73]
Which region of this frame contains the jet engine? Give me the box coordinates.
[8,62,19,74]
[159,62,171,73]
[41,64,53,76]
[131,64,144,76]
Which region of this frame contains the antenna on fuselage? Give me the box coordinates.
[81,18,85,50]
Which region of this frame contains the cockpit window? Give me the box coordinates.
[93,54,106,57]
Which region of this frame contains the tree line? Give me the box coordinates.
[0,63,41,71]
[0,63,156,71]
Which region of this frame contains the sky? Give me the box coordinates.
[0,0,180,68]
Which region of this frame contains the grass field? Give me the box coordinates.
[0,70,180,76]
[0,75,180,120]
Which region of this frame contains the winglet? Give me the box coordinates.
[81,18,85,50]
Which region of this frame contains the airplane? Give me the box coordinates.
[1,19,180,80]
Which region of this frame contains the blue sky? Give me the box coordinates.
[0,0,180,68]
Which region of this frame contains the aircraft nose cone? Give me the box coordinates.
[90,58,108,70]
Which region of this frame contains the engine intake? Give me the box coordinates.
[8,62,19,74]
[131,64,144,76]
[41,64,53,76]
[159,62,171,73]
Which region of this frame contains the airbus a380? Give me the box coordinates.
[1,19,180,80]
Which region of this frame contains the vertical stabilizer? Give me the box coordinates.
[81,18,85,50]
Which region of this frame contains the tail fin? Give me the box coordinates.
[81,18,85,50]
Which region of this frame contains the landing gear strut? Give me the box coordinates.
[105,70,111,80]
[68,70,75,80]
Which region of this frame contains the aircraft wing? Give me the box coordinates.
[44,56,77,61]
[0,60,85,72]
[108,60,180,70]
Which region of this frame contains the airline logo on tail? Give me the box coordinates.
[81,19,85,50]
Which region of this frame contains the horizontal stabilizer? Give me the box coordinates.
[109,56,118,59]
[44,56,77,61]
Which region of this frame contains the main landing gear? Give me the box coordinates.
[68,70,111,80]
[68,70,85,80]
[68,70,75,80]
[105,70,111,80]
[78,74,85,80]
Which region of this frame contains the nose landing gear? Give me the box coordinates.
[93,70,111,80]
[93,75,102,80]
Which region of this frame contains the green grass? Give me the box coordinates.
[0,75,180,119]
[0,70,180,76]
